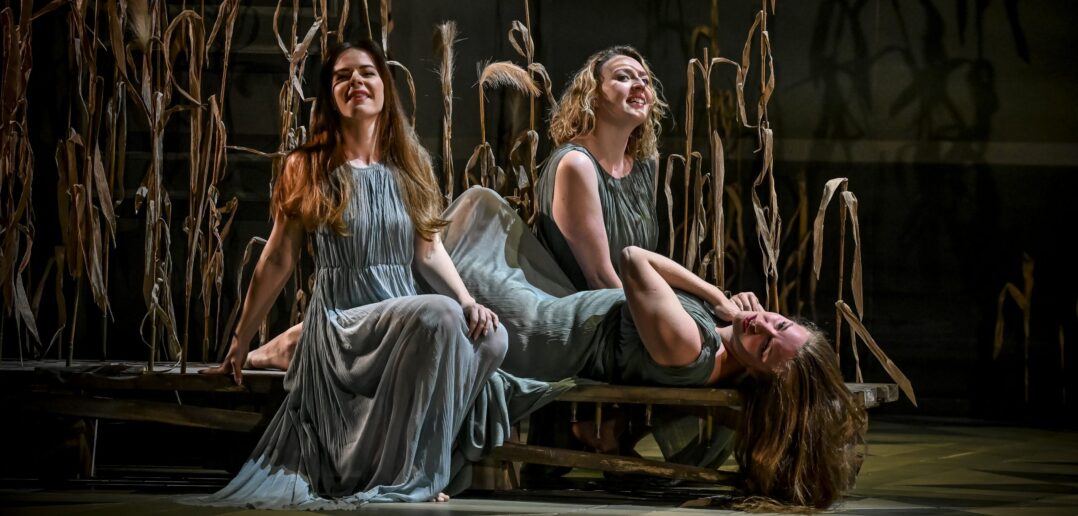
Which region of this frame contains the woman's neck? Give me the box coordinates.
[339,116,382,166]
[575,122,634,177]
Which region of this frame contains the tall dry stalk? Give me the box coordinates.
[433,21,457,199]
[0,1,60,358]
[380,0,392,52]
[812,177,849,356]
[99,0,185,369]
[55,0,130,365]
[167,1,240,371]
[464,61,539,190]
[994,253,1034,402]
[506,8,556,221]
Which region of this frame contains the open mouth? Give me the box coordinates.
[742,314,757,334]
[627,95,647,108]
[349,90,370,102]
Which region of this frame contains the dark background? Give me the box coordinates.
[12,1,1078,425]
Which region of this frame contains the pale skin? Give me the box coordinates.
[552,55,655,289]
[203,48,494,503]
[571,246,810,452]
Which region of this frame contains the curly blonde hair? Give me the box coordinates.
[548,46,668,160]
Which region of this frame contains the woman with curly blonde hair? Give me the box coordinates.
[535,45,669,291]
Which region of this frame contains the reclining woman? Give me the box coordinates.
[196,40,566,509]
[437,43,867,509]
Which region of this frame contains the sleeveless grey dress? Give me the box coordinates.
[446,185,734,469]
[444,187,719,386]
[191,163,568,509]
[533,143,658,291]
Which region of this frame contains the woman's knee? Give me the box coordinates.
[420,294,466,332]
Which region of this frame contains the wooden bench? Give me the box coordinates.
[0,360,899,485]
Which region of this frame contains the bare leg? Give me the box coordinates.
[620,247,704,368]
[245,323,302,370]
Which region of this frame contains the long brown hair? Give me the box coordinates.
[735,327,868,510]
[548,45,668,160]
[272,40,447,238]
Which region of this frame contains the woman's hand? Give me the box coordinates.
[729,292,764,313]
[712,292,762,323]
[461,299,498,340]
[200,339,250,386]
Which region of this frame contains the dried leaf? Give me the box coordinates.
[841,191,864,316]
[507,19,534,61]
[380,0,392,51]
[663,155,685,257]
[13,274,40,343]
[812,177,848,280]
[220,237,266,360]
[837,301,918,407]
[478,61,541,97]
[388,60,416,127]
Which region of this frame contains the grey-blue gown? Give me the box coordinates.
[533,143,658,291]
[444,187,734,469]
[192,163,568,509]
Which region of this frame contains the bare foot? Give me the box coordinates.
[431,492,449,502]
[571,411,626,454]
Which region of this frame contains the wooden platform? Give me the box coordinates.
[1,359,900,485]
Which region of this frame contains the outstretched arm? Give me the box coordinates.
[414,232,497,340]
[203,204,304,384]
[620,246,756,384]
[620,246,756,322]
[552,150,623,289]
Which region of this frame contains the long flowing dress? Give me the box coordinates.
[445,186,735,469]
[191,163,568,509]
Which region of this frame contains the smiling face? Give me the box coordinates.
[728,311,810,375]
[594,54,652,128]
[331,48,385,122]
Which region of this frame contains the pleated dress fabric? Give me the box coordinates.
[532,143,659,292]
[189,163,568,509]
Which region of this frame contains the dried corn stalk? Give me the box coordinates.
[433,21,457,200]
[837,301,917,406]
[0,1,58,357]
[465,61,539,189]
[994,253,1034,402]
[507,5,556,221]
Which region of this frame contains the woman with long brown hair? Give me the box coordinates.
[195,40,566,508]
[442,186,866,509]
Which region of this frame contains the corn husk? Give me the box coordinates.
[433,21,457,199]
[993,253,1034,401]
[837,300,918,406]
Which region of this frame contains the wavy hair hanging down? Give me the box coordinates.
[548,45,668,160]
[272,40,447,239]
[734,325,868,511]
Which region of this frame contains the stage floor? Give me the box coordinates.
[1,416,1076,515]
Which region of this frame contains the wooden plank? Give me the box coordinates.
[559,384,741,406]
[5,393,264,432]
[558,383,897,409]
[851,383,899,409]
[491,442,736,484]
[41,368,283,394]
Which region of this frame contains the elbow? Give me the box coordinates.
[619,246,644,285]
[619,246,642,271]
